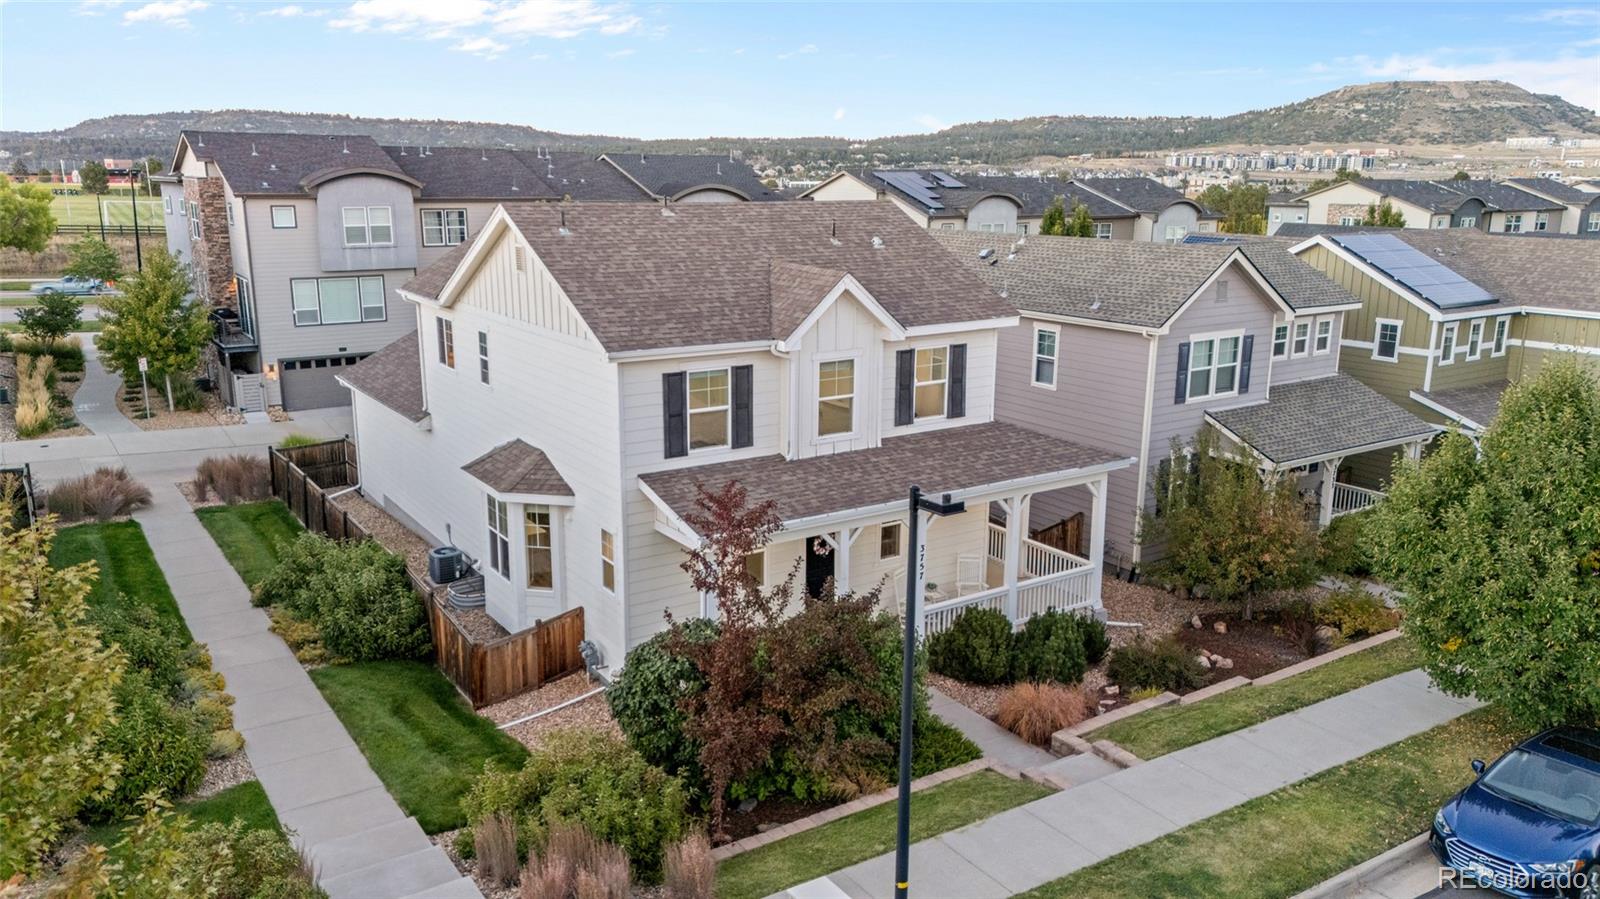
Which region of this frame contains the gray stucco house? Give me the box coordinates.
[934,230,1437,575]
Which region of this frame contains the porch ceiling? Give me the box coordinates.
[638,421,1130,537]
[1206,373,1437,469]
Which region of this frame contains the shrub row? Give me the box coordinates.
[42,467,152,523]
[253,532,430,662]
[8,335,85,372]
[14,353,57,438]
[927,607,1108,686]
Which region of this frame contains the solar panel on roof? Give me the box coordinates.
[1181,234,1245,244]
[930,172,966,189]
[1333,233,1495,309]
[875,171,944,210]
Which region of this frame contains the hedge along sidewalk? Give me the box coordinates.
[1074,631,1416,760]
[1017,708,1519,899]
[716,766,1053,899]
[135,486,477,899]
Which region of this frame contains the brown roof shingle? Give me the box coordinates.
[639,421,1129,528]
[1206,373,1436,467]
[338,331,426,422]
[462,440,573,497]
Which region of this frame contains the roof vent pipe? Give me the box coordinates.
[342,140,350,155]
[250,143,258,156]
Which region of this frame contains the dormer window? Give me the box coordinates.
[914,347,948,419]
[343,206,394,247]
[817,359,855,437]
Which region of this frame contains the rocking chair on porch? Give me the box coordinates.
[955,554,987,596]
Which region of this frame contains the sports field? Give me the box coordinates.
[47,188,165,227]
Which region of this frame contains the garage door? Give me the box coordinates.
[279,354,369,411]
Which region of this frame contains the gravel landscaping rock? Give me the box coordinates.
[194,753,255,800]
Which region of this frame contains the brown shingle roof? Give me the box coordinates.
[1416,380,1509,432]
[408,201,1016,353]
[639,421,1129,528]
[602,154,782,201]
[338,331,426,422]
[770,261,847,339]
[1206,373,1436,467]
[403,241,475,304]
[1324,229,1600,313]
[462,440,573,497]
[182,131,413,197]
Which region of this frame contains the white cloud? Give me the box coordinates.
[493,0,637,38]
[452,35,508,58]
[604,47,634,58]
[833,107,846,121]
[261,4,325,16]
[777,43,817,60]
[330,0,491,33]
[914,114,947,132]
[75,0,126,16]
[1336,50,1600,113]
[122,0,207,26]
[1517,7,1600,25]
[732,47,745,56]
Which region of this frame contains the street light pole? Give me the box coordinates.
[130,175,143,272]
[894,484,964,899]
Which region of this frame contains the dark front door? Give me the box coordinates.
[805,536,834,597]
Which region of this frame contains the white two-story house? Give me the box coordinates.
[339,202,1132,668]
[935,231,1437,576]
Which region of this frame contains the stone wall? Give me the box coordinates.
[1327,203,1370,225]
[184,177,234,307]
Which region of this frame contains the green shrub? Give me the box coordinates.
[606,619,716,782]
[83,671,209,822]
[1106,637,1208,694]
[254,533,428,661]
[1316,588,1399,639]
[462,730,689,883]
[910,716,982,777]
[927,607,1013,685]
[277,434,321,449]
[1319,511,1374,577]
[1010,610,1089,685]
[1079,614,1110,666]
[90,601,194,695]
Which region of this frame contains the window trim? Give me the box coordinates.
[270,205,297,229]
[1186,330,1244,401]
[1373,318,1403,362]
[913,345,950,421]
[1459,215,1477,229]
[486,497,510,580]
[1291,320,1311,358]
[1438,321,1457,365]
[1032,324,1059,389]
[1271,322,1289,360]
[437,318,455,368]
[524,505,553,591]
[1313,316,1333,355]
[815,354,858,441]
[1091,222,1113,239]
[162,195,172,214]
[1588,212,1600,233]
[1503,213,1523,234]
[1465,319,1484,360]
[687,367,732,453]
[1491,316,1510,357]
[477,330,489,384]
[600,529,616,593]
[879,521,903,560]
[226,201,234,227]
[1534,212,1550,232]
[1338,215,1360,227]
[421,207,468,247]
[289,275,387,326]
[341,205,395,247]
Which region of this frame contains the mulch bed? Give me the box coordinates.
[724,795,836,843]
[1175,612,1311,682]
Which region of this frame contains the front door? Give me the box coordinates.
[804,536,834,597]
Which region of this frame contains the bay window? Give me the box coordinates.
[525,506,552,589]
[1292,320,1311,357]
[1314,317,1333,355]
[486,497,510,579]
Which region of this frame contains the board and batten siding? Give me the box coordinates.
[791,292,889,457]
[993,316,1152,560]
[1429,314,1512,392]
[879,329,998,440]
[1511,313,1600,379]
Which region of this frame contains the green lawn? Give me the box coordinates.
[81,780,281,861]
[310,661,529,834]
[1093,638,1419,759]
[49,190,165,228]
[717,771,1054,899]
[197,501,303,589]
[1020,708,1520,899]
[1,319,106,334]
[49,520,190,640]
[1,281,31,291]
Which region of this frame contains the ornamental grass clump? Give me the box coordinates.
[995,681,1093,745]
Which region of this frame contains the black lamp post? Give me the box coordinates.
[895,484,964,899]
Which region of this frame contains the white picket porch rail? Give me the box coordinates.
[1331,482,1384,519]
[919,524,1096,636]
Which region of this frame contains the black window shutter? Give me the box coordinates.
[1174,341,1191,405]
[1238,334,1255,394]
[894,349,915,426]
[662,372,687,458]
[947,344,967,418]
[731,365,753,449]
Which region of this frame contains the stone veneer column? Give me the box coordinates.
[183,177,235,308]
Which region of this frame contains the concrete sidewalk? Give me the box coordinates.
[786,669,1481,899]
[927,688,1056,771]
[134,481,477,899]
[69,332,139,436]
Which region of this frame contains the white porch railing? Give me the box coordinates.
[922,525,1097,636]
[1331,483,1384,518]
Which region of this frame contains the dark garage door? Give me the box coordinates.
[279,354,368,411]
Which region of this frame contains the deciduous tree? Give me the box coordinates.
[0,175,55,253]
[1064,202,1096,237]
[1363,201,1406,227]
[1198,182,1268,234]
[16,293,82,343]
[1366,361,1600,728]
[64,236,123,283]
[96,249,209,411]
[79,161,109,195]
[1039,196,1066,236]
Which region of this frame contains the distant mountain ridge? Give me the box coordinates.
[4,80,1596,171]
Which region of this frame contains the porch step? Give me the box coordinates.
[1028,751,1122,790]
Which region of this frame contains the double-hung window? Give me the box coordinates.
[342,205,393,246]
[688,369,730,450]
[1503,213,1523,234]
[1491,317,1510,357]
[1033,326,1058,388]
[1291,321,1311,357]
[1314,317,1333,355]
[1374,320,1401,362]
[1589,212,1600,233]
[188,202,201,239]
[290,276,385,325]
[478,331,489,384]
[1459,216,1477,228]
[880,522,902,559]
[600,529,615,592]
[1534,212,1549,232]
[437,318,455,367]
[1339,215,1360,227]
[1466,319,1484,360]
[1271,323,1289,360]
[422,208,468,246]
[817,359,855,438]
[486,497,510,579]
[162,195,172,214]
[525,506,552,589]
[1092,222,1113,239]
[1186,333,1241,400]
[914,346,948,419]
[1438,322,1457,365]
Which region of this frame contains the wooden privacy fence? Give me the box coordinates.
[268,437,586,707]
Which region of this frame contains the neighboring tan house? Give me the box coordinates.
[799,170,1140,237]
[933,231,1435,575]
[1068,178,1221,243]
[1290,228,1600,442]
[338,201,1132,668]
[1450,180,1568,234]
[1295,178,1567,233]
[1266,191,1308,235]
[1505,178,1600,236]
[158,131,777,413]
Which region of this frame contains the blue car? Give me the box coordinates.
[1432,727,1600,897]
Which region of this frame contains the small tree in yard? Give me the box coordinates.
[1363,201,1406,228]
[79,161,109,195]
[1366,361,1600,728]
[1064,202,1096,238]
[97,248,210,412]
[1039,197,1067,236]
[65,236,124,283]
[0,174,55,254]
[16,293,82,343]
[0,500,126,878]
[1138,428,1320,618]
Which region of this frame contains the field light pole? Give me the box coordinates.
[130,179,143,272]
[895,484,964,899]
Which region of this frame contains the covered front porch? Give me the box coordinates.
[1205,373,1439,528]
[637,421,1133,637]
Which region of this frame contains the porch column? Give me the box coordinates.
[1406,441,1423,463]
[1000,493,1031,623]
[912,510,935,639]
[1319,455,1345,528]
[820,526,863,594]
[1088,477,1107,609]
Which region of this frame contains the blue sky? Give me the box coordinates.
[2,1,1597,137]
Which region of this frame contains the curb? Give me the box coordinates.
[1289,833,1430,899]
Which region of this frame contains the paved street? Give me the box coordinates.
[786,669,1483,899]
